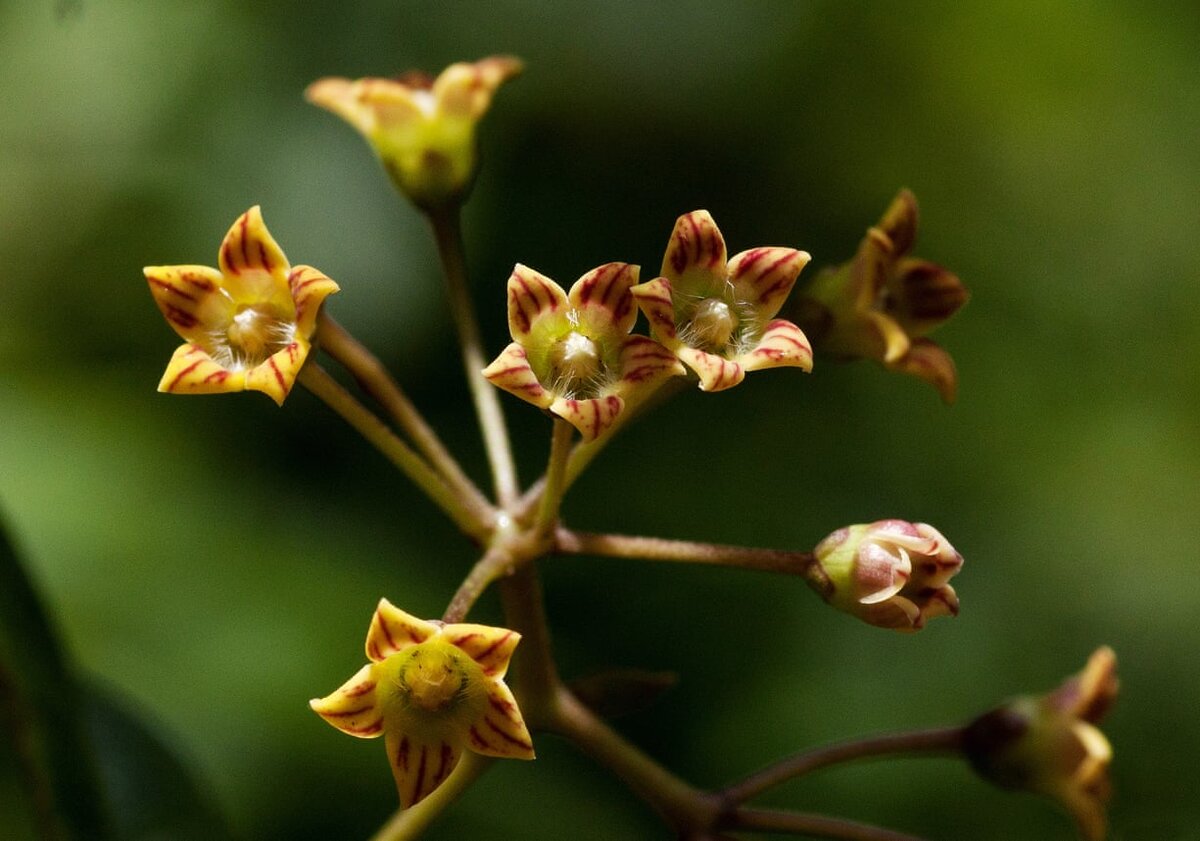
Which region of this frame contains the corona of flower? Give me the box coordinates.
[311,600,534,809]
[964,647,1119,840]
[788,189,967,402]
[483,262,684,440]
[144,206,339,405]
[630,210,813,392]
[306,56,522,209]
[808,519,963,631]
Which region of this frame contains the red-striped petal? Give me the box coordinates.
[365,599,437,663]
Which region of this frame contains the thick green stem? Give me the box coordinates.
[721,726,966,806]
[729,809,929,841]
[369,753,493,841]
[427,206,519,507]
[556,529,815,576]
[315,314,494,521]
[534,420,574,539]
[298,364,491,541]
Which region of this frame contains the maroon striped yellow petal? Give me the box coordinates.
[365,599,437,663]
[889,338,958,404]
[467,681,535,761]
[144,265,233,343]
[568,262,640,336]
[506,264,569,342]
[629,277,680,343]
[244,340,308,406]
[739,319,813,374]
[660,210,727,282]
[482,342,554,409]
[614,335,685,395]
[888,259,968,337]
[217,207,294,315]
[433,55,523,120]
[309,663,385,739]
[853,227,897,310]
[442,625,520,678]
[157,344,245,396]
[288,265,340,339]
[385,730,463,809]
[728,247,811,318]
[549,395,624,442]
[677,346,745,393]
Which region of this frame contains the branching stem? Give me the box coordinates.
[555,529,816,575]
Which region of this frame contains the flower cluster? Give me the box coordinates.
[483,210,815,440]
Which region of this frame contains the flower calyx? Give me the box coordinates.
[808,519,963,632]
[631,209,813,392]
[310,599,534,809]
[483,262,684,441]
[144,206,339,405]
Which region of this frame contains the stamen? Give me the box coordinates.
[548,331,604,396]
[687,297,736,351]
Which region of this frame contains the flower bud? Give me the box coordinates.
[807,520,962,631]
[963,648,1118,841]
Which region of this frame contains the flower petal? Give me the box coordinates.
[309,663,385,738]
[244,340,308,406]
[433,55,523,120]
[568,262,639,336]
[482,342,554,409]
[385,730,463,809]
[467,681,535,760]
[878,189,919,257]
[157,344,245,396]
[739,319,813,374]
[888,338,958,404]
[889,259,968,336]
[728,247,811,318]
[629,277,680,343]
[677,346,745,392]
[506,264,569,342]
[660,210,727,284]
[144,265,233,343]
[365,599,438,663]
[549,395,624,441]
[217,207,294,315]
[306,78,382,135]
[613,335,685,395]
[442,625,520,678]
[288,265,340,340]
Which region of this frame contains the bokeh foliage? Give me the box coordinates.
[2,1,1198,838]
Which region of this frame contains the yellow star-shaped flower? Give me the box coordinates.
[306,56,522,209]
[144,206,339,405]
[311,600,535,809]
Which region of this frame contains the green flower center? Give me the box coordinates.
[685,297,737,351]
[223,304,294,368]
[547,330,604,395]
[399,644,468,713]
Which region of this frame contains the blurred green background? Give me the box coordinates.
[2,1,1198,838]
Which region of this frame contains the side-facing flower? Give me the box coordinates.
[311,599,534,809]
[630,210,812,392]
[964,647,1119,841]
[306,56,522,209]
[807,519,963,632]
[482,263,684,440]
[144,206,339,405]
[788,189,968,402]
